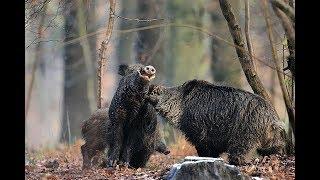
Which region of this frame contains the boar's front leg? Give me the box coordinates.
[107,109,126,167]
[107,122,124,167]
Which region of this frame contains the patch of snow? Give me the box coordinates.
[252,177,263,180]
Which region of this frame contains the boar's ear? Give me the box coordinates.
[118,64,129,76]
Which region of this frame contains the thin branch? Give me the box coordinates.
[26,39,61,49]
[262,0,295,135]
[218,0,272,103]
[244,0,255,68]
[25,0,51,27]
[112,13,166,22]
[97,0,116,109]
[270,0,295,23]
[41,22,292,79]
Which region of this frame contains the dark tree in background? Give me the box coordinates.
[209,0,242,88]
[134,0,173,143]
[209,0,241,87]
[117,0,137,65]
[61,0,96,143]
[134,0,164,66]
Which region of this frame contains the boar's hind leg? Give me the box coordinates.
[257,137,286,156]
[257,146,284,156]
[81,144,95,169]
[130,150,151,168]
[258,127,287,156]
[227,141,260,166]
[195,145,211,157]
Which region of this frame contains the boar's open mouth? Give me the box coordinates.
[138,68,155,81]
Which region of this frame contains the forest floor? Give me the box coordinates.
[25,139,295,180]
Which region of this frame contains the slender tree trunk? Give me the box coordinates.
[77,0,97,113]
[244,0,254,61]
[97,0,116,109]
[61,0,91,143]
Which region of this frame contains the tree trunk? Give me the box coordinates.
[134,0,162,65]
[117,0,137,65]
[61,0,91,143]
[78,0,97,112]
[209,0,242,87]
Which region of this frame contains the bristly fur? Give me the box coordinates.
[81,64,169,169]
[80,107,169,169]
[147,79,289,165]
[106,64,169,168]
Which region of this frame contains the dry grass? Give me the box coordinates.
[168,134,197,157]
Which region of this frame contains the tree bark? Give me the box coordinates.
[244,0,254,60]
[218,0,271,103]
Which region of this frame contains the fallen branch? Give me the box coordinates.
[97,0,116,109]
[218,0,271,103]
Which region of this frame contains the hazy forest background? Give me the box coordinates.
[25,0,294,152]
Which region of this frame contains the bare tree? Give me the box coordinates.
[97,0,116,109]
[218,0,271,103]
[61,0,92,142]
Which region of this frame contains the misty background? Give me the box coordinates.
[25,0,293,150]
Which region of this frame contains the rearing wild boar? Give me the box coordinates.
[107,64,164,167]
